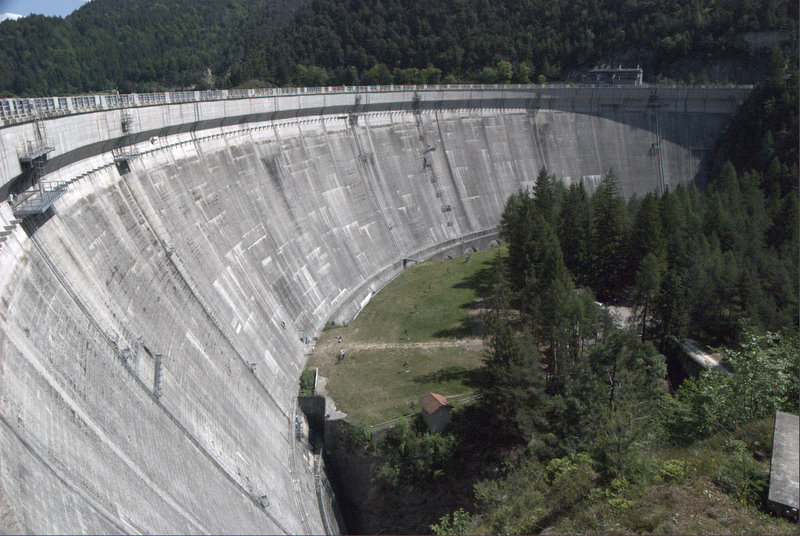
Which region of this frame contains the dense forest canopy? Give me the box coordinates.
[0,0,300,95]
[0,0,797,96]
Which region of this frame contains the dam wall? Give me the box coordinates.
[0,86,748,533]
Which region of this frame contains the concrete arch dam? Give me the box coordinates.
[0,85,748,534]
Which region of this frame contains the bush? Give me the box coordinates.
[545,452,594,482]
[587,477,634,512]
[377,417,457,487]
[431,508,472,535]
[662,326,799,444]
[657,458,693,482]
[472,461,548,535]
[545,453,597,512]
[299,369,316,394]
[343,422,371,449]
[713,449,768,506]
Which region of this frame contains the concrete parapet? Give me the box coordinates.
[1,86,750,195]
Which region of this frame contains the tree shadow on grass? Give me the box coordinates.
[412,365,484,389]
[433,316,486,339]
[432,256,500,339]
[452,262,497,302]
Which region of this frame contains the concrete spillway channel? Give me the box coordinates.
[0,85,749,534]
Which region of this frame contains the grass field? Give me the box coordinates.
[306,246,503,425]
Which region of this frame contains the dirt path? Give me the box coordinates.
[314,337,484,355]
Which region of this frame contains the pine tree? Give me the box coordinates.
[590,170,627,300]
[654,269,688,343]
[558,182,593,286]
[587,331,666,476]
[500,189,536,289]
[482,256,547,442]
[635,253,665,338]
[627,192,666,282]
[532,167,557,226]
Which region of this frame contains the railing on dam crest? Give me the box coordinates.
[0,83,753,125]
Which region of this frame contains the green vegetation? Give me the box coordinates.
[542,62,797,347]
[334,251,496,343]
[314,345,482,424]
[298,369,315,396]
[377,417,457,487]
[1,0,797,95]
[307,247,499,424]
[662,325,799,444]
[319,72,798,535]
[0,0,298,95]
[421,71,798,534]
[458,418,795,535]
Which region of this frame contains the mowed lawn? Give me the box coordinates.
[307,246,503,425]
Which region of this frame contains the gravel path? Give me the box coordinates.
[313,337,484,360]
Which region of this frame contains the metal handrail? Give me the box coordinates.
[0,83,754,125]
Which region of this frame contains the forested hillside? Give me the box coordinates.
[0,0,796,96]
[0,0,300,95]
[232,0,797,88]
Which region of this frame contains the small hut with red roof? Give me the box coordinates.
[419,392,453,433]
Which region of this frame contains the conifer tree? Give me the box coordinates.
[627,192,666,282]
[654,269,688,343]
[590,170,627,300]
[558,182,593,286]
[522,215,575,383]
[532,167,557,226]
[500,189,536,289]
[635,253,665,338]
[482,254,547,442]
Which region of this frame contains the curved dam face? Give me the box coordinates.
[0,86,747,533]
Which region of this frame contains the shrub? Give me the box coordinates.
[431,508,472,535]
[662,326,799,444]
[343,422,371,449]
[546,453,597,512]
[299,369,316,394]
[713,449,768,506]
[587,477,634,512]
[658,458,693,482]
[377,417,457,487]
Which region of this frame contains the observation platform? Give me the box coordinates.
[18,143,55,162]
[112,146,139,163]
[11,182,69,216]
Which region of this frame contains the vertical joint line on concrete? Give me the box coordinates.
[348,119,402,255]
[117,172,288,418]
[655,110,665,193]
[153,353,163,398]
[414,110,456,230]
